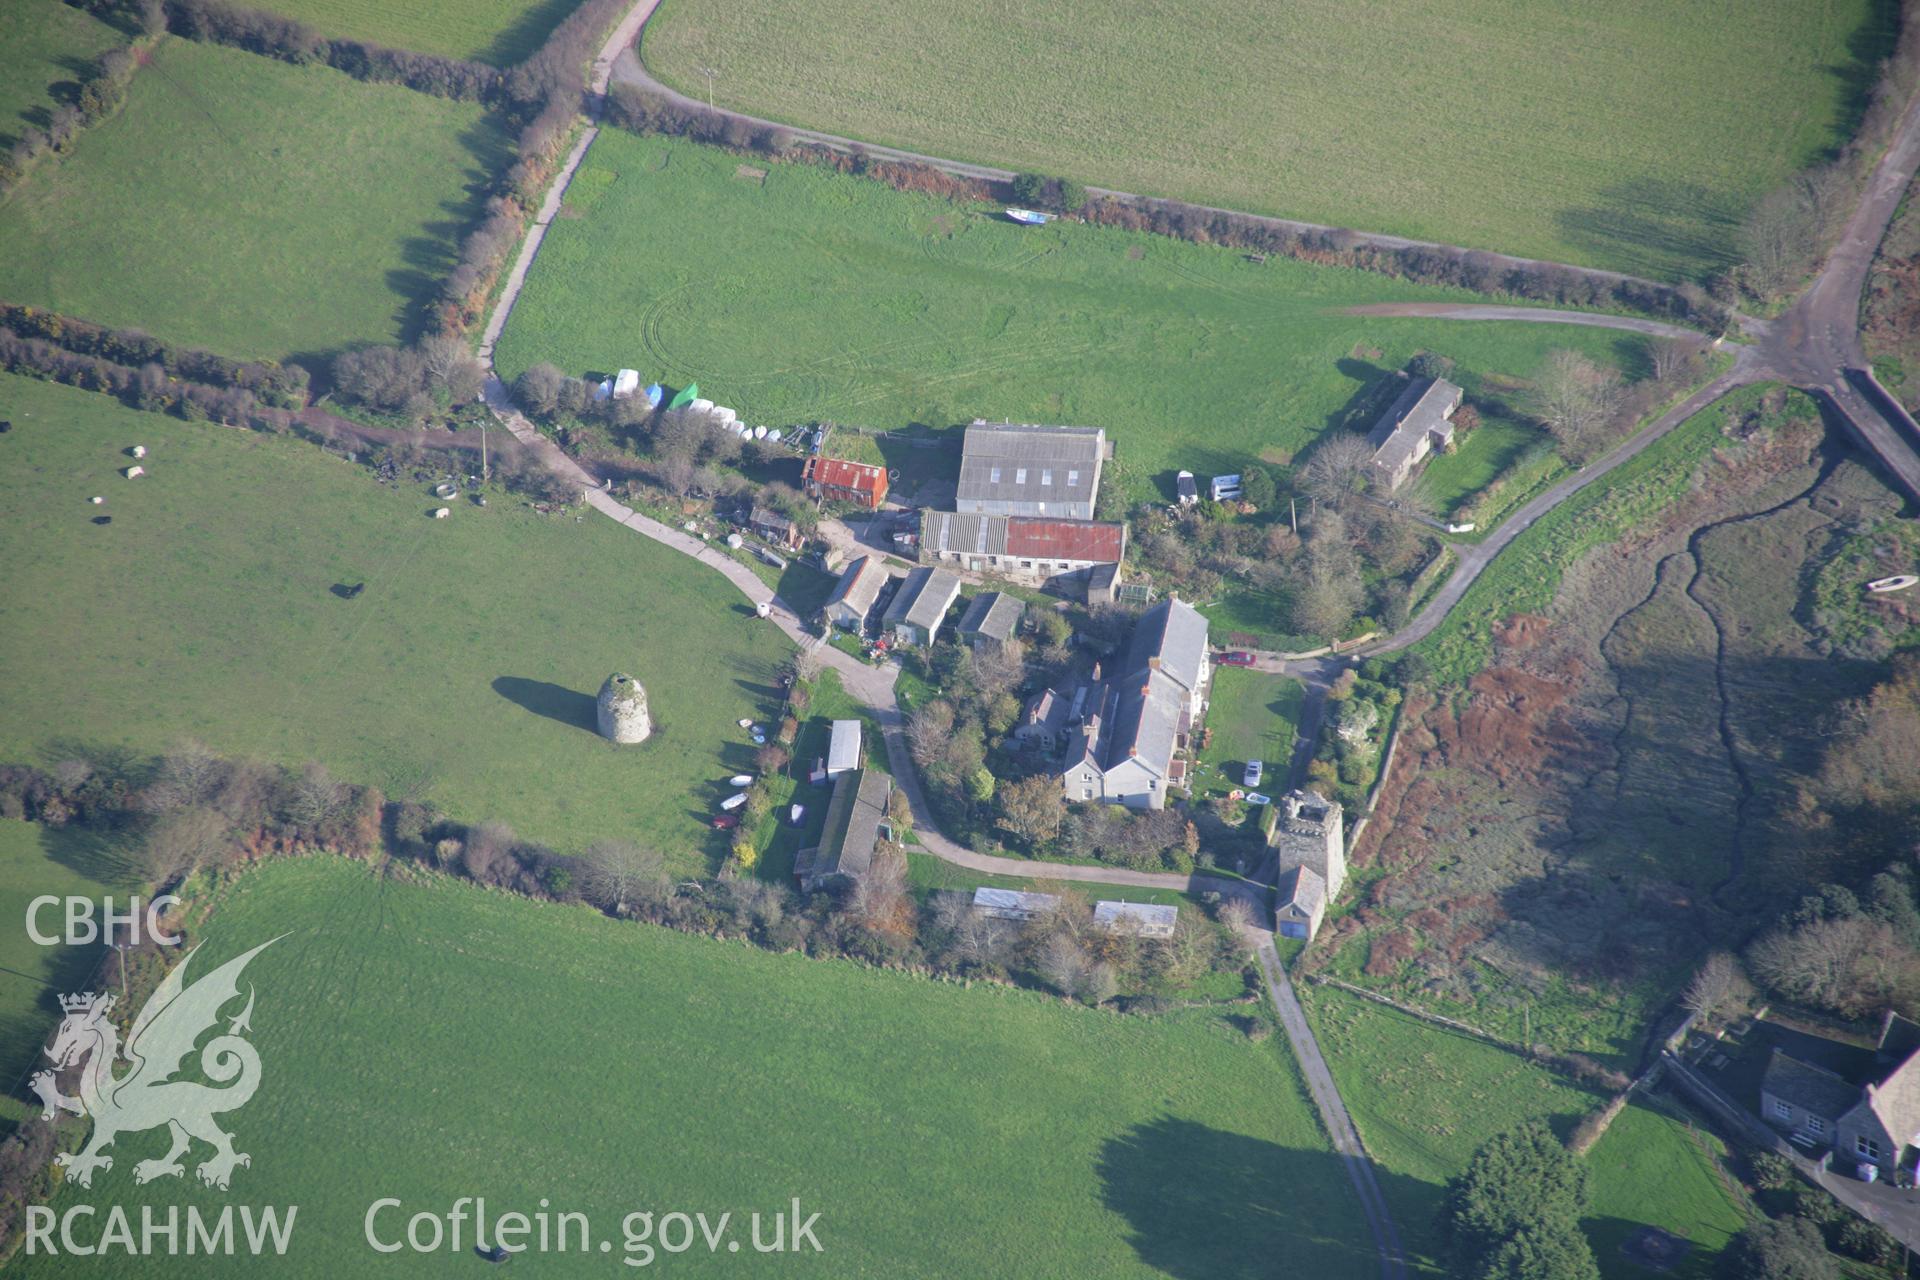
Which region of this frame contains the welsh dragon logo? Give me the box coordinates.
[31,938,280,1191]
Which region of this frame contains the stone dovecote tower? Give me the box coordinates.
[596,673,652,744]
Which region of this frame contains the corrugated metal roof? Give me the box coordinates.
[827,719,862,774]
[882,567,963,632]
[825,555,887,614]
[924,511,1123,563]
[1094,900,1178,931]
[972,887,1060,917]
[811,768,893,882]
[958,422,1105,513]
[958,591,1026,642]
[805,456,888,494]
[1006,517,1126,562]
[924,511,1007,558]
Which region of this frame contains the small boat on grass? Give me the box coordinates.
[1868,575,1918,593]
[729,774,754,786]
[1004,208,1052,226]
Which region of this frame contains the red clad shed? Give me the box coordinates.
[803,456,889,510]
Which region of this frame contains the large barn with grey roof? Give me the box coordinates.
[956,421,1107,520]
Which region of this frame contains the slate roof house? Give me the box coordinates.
[1367,375,1464,491]
[880,566,962,647]
[1762,1013,1920,1177]
[1061,599,1210,810]
[956,591,1026,650]
[956,421,1106,520]
[1013,687,1073,755]
[822,555,888,631]
[802,456,889,510]
[1277,867,1329,942]
[794,768,894,893]
[1272,789,1346,941]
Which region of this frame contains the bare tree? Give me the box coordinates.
[996,774,1064,847]
[284,761,345,829]
[145,738,223,814]
[1041,934,1088,1000]
[1084,961,1118,1006]
[1292,518,1365,639]
[581,839,664,914]
[1298,433,1375,510]
[142,806,230,884]
[1649,335,1706,384]
[1681,951,1753,1024]
[515,363,566,418]
[1525,350,1622,463]
[461,819,518,882]
[1216,896,1255,933]
[849,845,911,932]
[907,700,956,769]
[1738,186,1819,299]
[970,639,1029,700]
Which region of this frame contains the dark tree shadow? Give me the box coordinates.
[473,0,581,68]
[1553,178,1744,282]
[1097,1116,1392,1280]
[492,676,596,732]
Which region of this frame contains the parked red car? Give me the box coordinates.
[711,814,739,831]
[1218,650,1256,667]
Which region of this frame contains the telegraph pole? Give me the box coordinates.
[697,66,721,110]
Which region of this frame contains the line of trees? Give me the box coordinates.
[597,85,1724,330]
[0,30,150,197]
[156,0,505,102]
[0,303,309,405]
[0,324,303,429]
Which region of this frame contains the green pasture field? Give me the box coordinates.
[1195,668,1301,800]
[0,819,134,1127]
[9,855,1375,1278]
[0,37,507,360]
[0,0,126,151]
[495,131,1649,501]
[1584,1100,1748,1280]
[641,0,1881,280]
[0,375,794,872]
[254,0,577,64]
[1305,984,1742,1275]
[1414,416,1545,518]
[1198,590,1313,654]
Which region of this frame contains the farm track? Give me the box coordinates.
[470,4,1920,1272]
